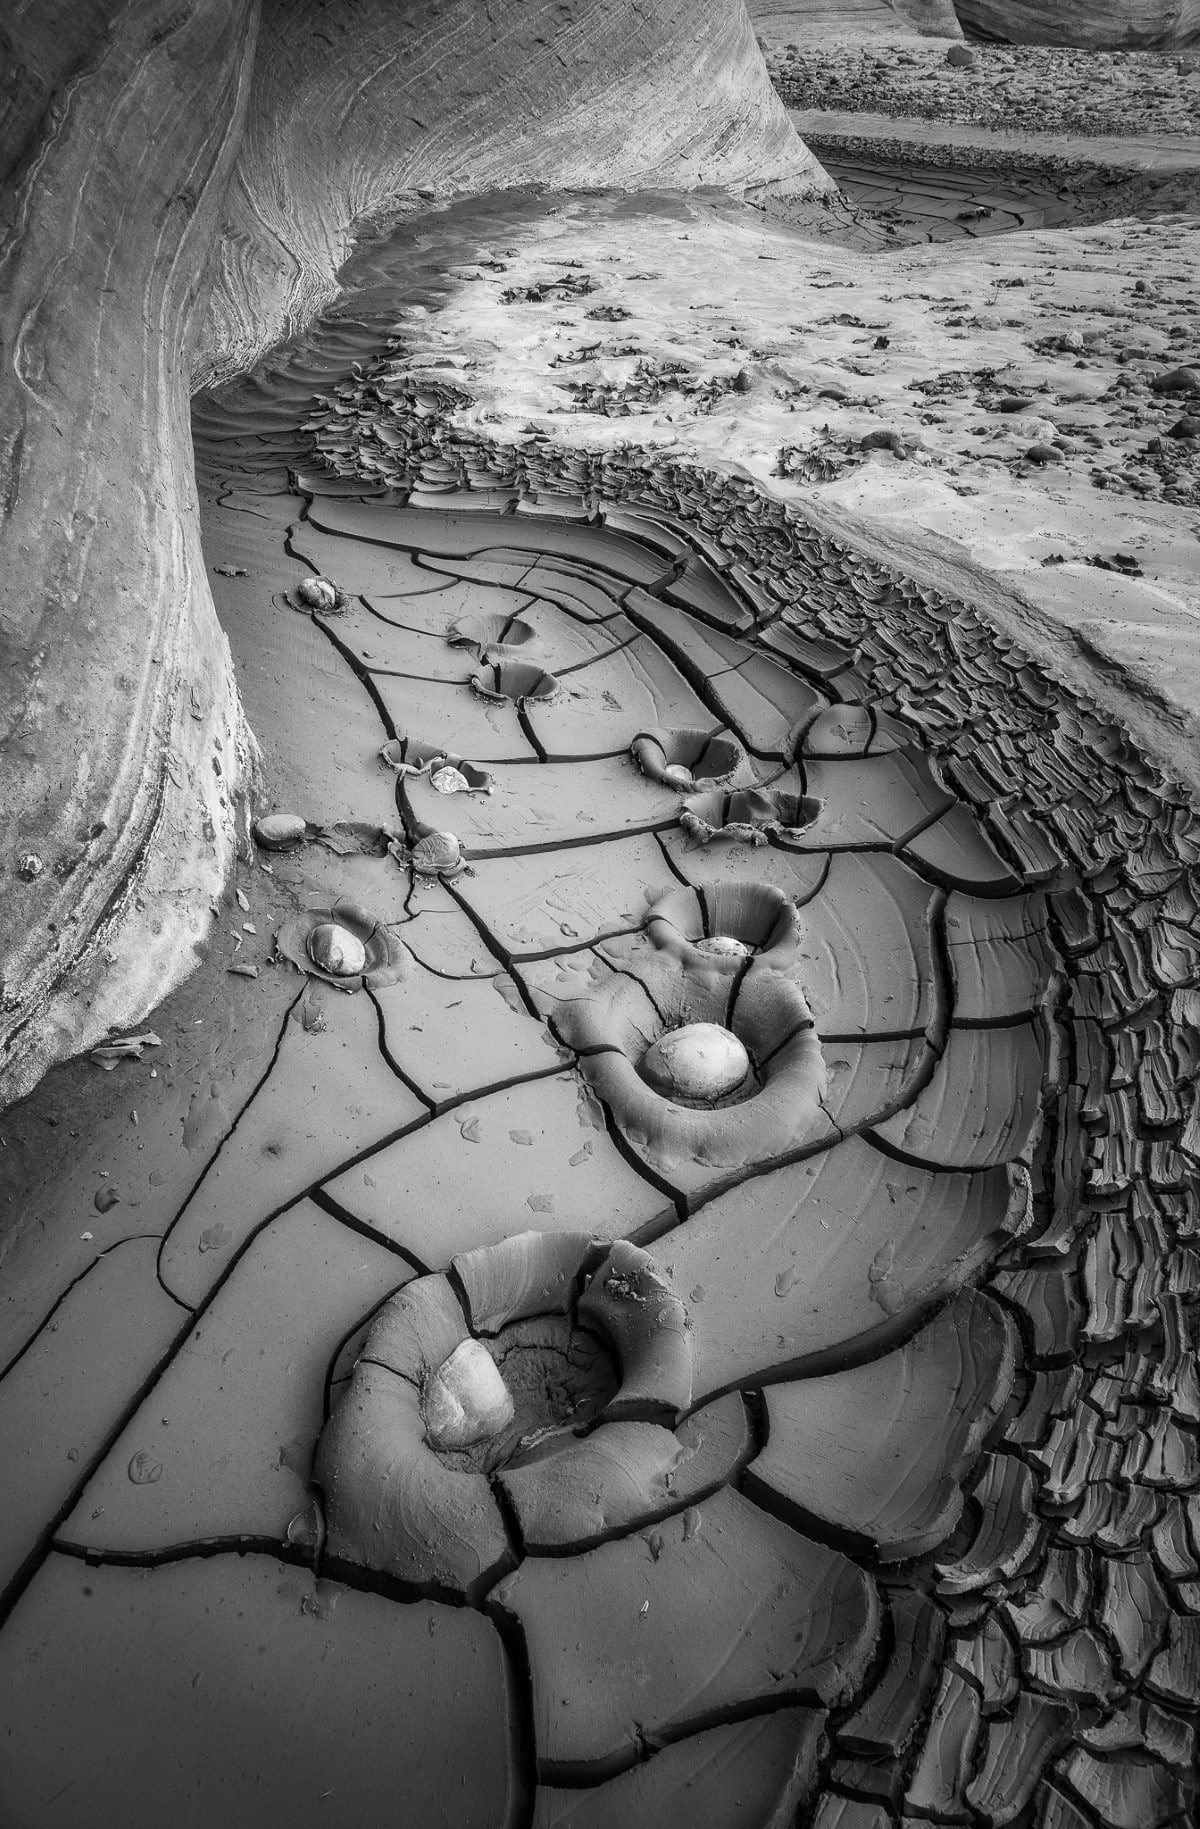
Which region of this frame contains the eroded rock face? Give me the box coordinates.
[748,0,963,43]
[955,0,1200,47]
[196,0,831,386]
[0,0,259,1109]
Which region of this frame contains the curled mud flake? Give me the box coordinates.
[630,725,744,792]
[470,659,560,705]
[285,1497,325,1558]
[446,611,537,661]
[647,881,804,978]
[577,1241,692,1423]
[389,824,466,881]
[801,703,873,758]
[253,812,306,851]
[308,921,367,979]
[275,898,409,992]
[293,575,348,613]
[679,785,821,846]
[453,1230,597,1335]
[422,1339,515,1452]
[93,1184,120,1214]
[380,737,494,794]
[640,1023,750,1102]
[127,1450,162,1485]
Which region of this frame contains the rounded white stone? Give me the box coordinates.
[423,1339,515,1451]
[307,921,367,977]
[254,812,306,850]
[693,935,751,958]
[642,1022,750,1101]
[296,576,339,611]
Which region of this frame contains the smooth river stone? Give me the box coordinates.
[640,1023,750,1101]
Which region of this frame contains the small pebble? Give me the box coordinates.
[307,922,367,977]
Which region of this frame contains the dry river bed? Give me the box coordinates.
[0,182,1199,1827]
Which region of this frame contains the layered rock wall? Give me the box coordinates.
[196,0,829,387]
[748,1,963,43]
[0,0,260,1109]
[955,1,1200,48]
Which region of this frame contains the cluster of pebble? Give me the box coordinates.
[767,40,1200,138]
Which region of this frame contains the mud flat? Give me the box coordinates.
[1,179,1200,1826]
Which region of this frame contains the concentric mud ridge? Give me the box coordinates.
[2,324,1200,1828]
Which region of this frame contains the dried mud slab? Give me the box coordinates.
[372,669,537,761]
[454,830,675,958]
[491,1485,879,1777]
[747,1290,1017,1561]
[56,1201,408,1558]
[789,851,943,1038]
[0,1238,184,1598]
[0,1553,516,1828]
[531,1707,827,1828]
[648,1137,1026,1394]
[524,638,713,759]
[869,1020,1045,1169]
[160,982,425,1307]
[944,891,1058,1023]
[207,497,400,832]
[324,1072,669,1262]
[373,966,555,1105]
[403,752,680,852]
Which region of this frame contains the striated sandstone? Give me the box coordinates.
[0,1,260,1109]
[749,0,963,43]
[956,1,1200,50]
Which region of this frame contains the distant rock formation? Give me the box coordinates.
[955,0,1200,48]
[748,0,963,44]
[0,0,827,1106]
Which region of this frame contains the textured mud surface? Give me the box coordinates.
[4,178,1200,1822]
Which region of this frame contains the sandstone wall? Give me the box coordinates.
[955,1,1200,48]
[748,1,963,44]
[196,0,829,387]
[0,0,260,1110]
